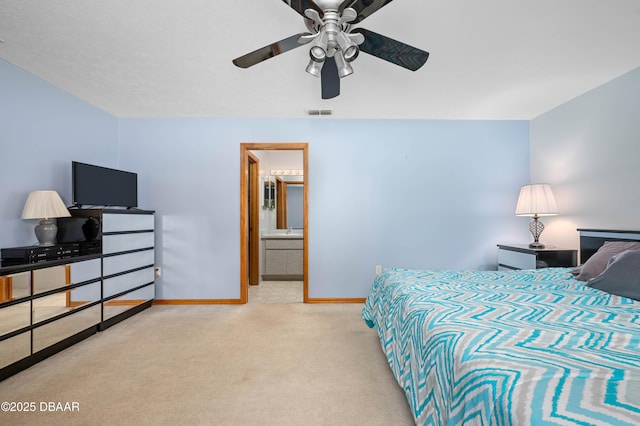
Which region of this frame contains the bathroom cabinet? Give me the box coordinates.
[261,237,303,280]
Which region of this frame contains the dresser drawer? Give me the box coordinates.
[70,258,101,284]
[498,249,536,270]
[33,305,101,353]
[104,250,155,276]
[103,213,154,233]
[103,267,154,298]
[103,232,154,254]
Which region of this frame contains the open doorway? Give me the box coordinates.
[239,143,308,304]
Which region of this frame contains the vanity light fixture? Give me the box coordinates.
[270,169,304,176]
[515,183,559,249]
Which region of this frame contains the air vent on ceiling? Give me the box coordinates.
[305,109,333,116]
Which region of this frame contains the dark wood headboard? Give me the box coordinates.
[578,229,640,264]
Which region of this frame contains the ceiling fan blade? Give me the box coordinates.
[352,28,429,71]
[339,0,394,24]
[321,56,340,99]
[282,0,323,18]
[233,33,312,68]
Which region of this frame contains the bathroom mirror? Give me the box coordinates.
[285,183,303,229]
[276,177,304,230]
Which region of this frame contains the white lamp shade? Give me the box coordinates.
[21,190,71,220]
[515,184,559,217]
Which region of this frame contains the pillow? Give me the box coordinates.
[576,241,640,281]
[587,250,640,301]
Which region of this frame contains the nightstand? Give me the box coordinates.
[497,244,577,271]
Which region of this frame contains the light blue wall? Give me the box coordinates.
[0,59,118,247]
[1,58,531,298]
[118,118,530,299]
[4,54,637,298]
[530,66,640,251]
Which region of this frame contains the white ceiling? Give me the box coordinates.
[1,0,640,120]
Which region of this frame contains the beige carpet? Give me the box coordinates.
[249,281,303,303]
[0,304,414,425]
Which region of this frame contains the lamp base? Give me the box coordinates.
[34,219,58,246]
[528,216,545,250]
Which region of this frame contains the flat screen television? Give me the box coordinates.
[72,161,138,208]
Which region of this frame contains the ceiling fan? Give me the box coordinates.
[232,0,429,99]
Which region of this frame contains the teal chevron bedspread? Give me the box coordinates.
[362,267,640,425]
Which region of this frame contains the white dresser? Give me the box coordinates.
[101,210,155,329]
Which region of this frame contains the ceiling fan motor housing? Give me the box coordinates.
[233,0,429,99]
[305,8,361,60]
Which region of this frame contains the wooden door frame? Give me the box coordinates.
[276,177,287,229]
[248,152,260,285]
[240,143,308,304]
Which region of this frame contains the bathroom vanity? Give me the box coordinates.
[261,233,303,281]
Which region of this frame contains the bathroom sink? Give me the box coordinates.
[262,232,302,238]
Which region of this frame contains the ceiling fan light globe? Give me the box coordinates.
[306,59,323,77]
[334,51,353,78]
[309,46,326,62]
[338,65,353,78]
[343,45,359,62]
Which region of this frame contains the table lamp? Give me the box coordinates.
[21,190,71,246]
[515,184,558,249]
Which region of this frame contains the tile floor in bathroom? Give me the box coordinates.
[248,281,303,303]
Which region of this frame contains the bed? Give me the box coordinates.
[362,229,640,425]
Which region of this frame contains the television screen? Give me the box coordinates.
[72,161,138,207]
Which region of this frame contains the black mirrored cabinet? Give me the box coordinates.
[0,208,155,381]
